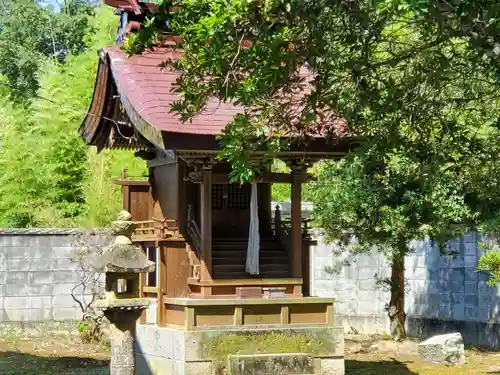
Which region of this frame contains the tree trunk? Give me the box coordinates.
[388,247,407,341]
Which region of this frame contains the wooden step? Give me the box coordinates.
[213,243,281,249]
[212,249,287,256]
[213,271,291,279]
[214,237,276,241]
[212,253,288,260]
[212,236,290,279]
[213,245,284,250]
[212,257,288,265]
[213,264,290,272]
[213,257,288,266]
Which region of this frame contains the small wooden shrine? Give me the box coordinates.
[79,2,355,374]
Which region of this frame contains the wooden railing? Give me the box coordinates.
[132,218,181,242]
[188,219,201,254]
[273,206,313,241]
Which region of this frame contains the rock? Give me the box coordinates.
[418,333,465,365]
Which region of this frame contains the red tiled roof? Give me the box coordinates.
[103,45,348,138]
[105,45,243,136]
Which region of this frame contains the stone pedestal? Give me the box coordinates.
[106,310,142,375]
[135,324,345,375]
[97,300,150,375]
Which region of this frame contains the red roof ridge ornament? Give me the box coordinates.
[104,0,143,14]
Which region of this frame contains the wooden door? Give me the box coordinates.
[212,183,251,238]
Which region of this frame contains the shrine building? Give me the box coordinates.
[79,1,357,374]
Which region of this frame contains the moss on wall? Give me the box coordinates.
[202,329,336,360]
[202,329,339,375]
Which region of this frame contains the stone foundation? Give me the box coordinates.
[135,324,344,375]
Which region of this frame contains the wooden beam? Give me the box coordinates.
[190,172,313,184]
[113,179,151,186]
[187,278,302,286]
[280,305,290,325]
[142,286,158,294]
[164,296,336,306]
[200,169,213,285]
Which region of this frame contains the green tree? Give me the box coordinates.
[466,131,500,286]
[0,5,147,227]
[0,91,50,227]
[0,0,94,100]
[405,0,500,74]
[125,0,498,181]
[310,152,473,339]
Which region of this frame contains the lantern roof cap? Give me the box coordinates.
[91,211,155,273]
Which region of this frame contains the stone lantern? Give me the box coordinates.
[92,210,155,375]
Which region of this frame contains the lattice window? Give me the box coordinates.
[228,183,251,209]
[212,184,224,210]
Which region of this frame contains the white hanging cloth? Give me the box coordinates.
[246,182,260,275]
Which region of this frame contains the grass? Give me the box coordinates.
[0,333,499,374]
[204,330,333,359]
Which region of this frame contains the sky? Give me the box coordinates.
[40,0,102,12]
[39,0,60,12]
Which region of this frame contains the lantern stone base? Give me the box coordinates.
[135,324,345,375]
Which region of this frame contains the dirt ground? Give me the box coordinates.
[0,333,109,375]
[0,333,499,375]
[345,334,500,375]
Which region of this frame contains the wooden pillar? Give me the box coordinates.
[234,307,243,326]
[121,168,130,212]
[156,242,166,326]
[280,305,290,325]
[326,303,335,327]
[138,243,147,324]
[200,168,213,290]
[302,239,310,297]
[291,170,303,281]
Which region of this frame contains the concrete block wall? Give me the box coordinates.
[310,228,500,346]
[0,229,108,324]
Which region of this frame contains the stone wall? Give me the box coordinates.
[310,230,500,347]
[135,325,345,375]
[0,229,108,325]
